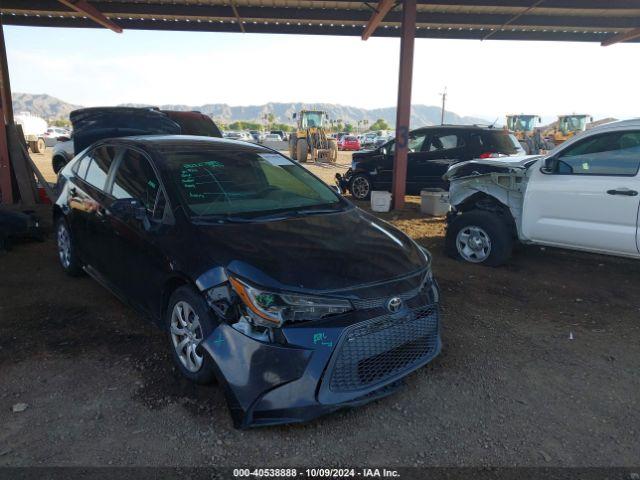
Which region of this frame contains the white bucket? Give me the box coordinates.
[420,188,450,216]
[370,190,392,212]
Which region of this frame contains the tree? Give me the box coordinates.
[344,124,354,133]
[369,118,390,131]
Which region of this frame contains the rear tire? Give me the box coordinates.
[297,139,308,163]
[445,210,513,266]
[55,217,83,276]
[166,286,217,385]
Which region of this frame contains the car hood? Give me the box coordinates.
[188,208,426,293]
[70,107,181,153]
[444,154,541,181]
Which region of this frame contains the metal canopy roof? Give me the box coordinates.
[2,1,640,45]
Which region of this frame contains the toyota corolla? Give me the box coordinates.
[54,135,441,428]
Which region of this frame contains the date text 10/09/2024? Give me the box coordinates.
[233,468,401,478]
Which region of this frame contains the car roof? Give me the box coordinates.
[587,118,640,132]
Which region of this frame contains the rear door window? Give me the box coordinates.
[74,153,92,179]
[427,133,463,152]
[83,146,117,191]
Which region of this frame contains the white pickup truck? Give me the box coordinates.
[15,112,48,153]
[444,118,640,266]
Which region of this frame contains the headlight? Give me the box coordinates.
[229,277,353,328]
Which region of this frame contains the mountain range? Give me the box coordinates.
[12,93,490,128]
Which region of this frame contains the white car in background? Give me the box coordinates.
[43,127,71,147]
[263,133,283,142]
[444,119,640,266]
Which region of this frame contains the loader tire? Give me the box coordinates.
[297,139,308,163]
[289,137,297,159]
[328,140,338,163]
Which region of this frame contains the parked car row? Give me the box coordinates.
[49,104,638,431]
[223,130,289,143]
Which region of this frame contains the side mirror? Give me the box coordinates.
[110,198,147,221]
[380,147,387,155]
[541,156,558,173]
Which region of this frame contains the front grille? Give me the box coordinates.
[350,286,421,310]
[328,306,438,392]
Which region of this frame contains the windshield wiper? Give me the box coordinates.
[191,206,345,224]
[294,208,341,216]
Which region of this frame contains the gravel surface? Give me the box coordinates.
[0,151,638,467]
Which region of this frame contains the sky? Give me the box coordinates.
[5,25,640,123]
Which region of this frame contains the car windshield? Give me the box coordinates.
[165,150,341,217]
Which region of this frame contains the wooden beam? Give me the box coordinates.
[362,0,396,41]
[0,21,14,203]
[230,1,246,33]
[57,0,122,33]
[602,27,640,46]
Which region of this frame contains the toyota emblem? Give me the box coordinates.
[386,296,403,313]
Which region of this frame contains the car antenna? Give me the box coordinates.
[489,117,499,128]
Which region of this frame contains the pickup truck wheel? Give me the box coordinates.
[446,211,512,266]
[350,174,372,200]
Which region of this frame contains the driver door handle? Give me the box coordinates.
[607,188,638,196]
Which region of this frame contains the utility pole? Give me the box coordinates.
[440,87,447,125]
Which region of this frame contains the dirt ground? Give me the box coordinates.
[1,148,639,467]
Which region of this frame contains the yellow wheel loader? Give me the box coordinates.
[288,110,338,163]
[546,114,593,145]
[505,114,551,154]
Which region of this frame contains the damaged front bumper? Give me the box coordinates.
[201,291,441,429]
[335,168,353,194]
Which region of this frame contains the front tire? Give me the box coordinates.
[349,173,372,200]
[166,286,217,384]
[445,210,513,266]
[55,218,83,276]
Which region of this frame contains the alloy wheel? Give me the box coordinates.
[170,301,204,373]
[351,176,370,199]
[456,225,492,263]
[57,222,71,269]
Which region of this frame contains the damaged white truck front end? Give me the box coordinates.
[444,119,640,266]
[443,156,541,266]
